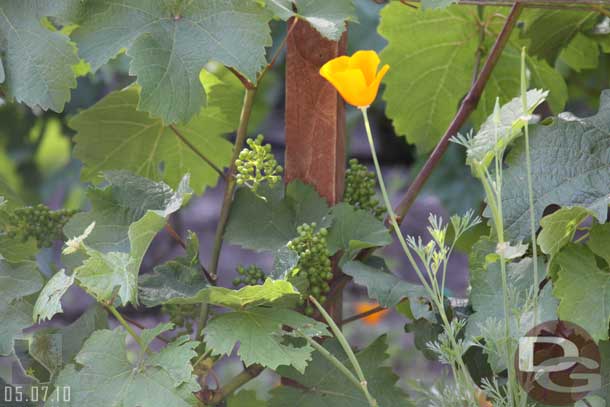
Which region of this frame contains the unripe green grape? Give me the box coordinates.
[5,205,78,249]
[344,158,385,220]
[287,222,333,305]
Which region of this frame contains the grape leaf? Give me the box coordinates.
[554,241,610,342]
[589,223,610,266]
[51,328,199,407]
[138,230,209,306]
[326,203,392,260]
[204,307,329,373]
[33,269,75,322]
[538,207,594,257]
[228,390,267,407]
[499,90,610,241]
[0,260,43,302]
[0,0,79,112]
[526,56,568,114]
[466,252,557,340]
[379,5,534,151]
[421,0,457,9]
[225,181,330,251]
[71,71,236,195]
[0,299,34,356]
[0,260,43,355]
[560,32,600,72]
[379,4,476,152]
[141,275,299,310]
[270,335,412,406]
[266,0,355,41]
[64,172,190,305]
[343,258,426,308]
[520,9,597,63]
[466,89,548,167]
[67,0,271,123]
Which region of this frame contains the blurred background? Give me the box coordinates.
[0,0,608,398]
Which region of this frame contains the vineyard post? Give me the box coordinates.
[284,17,348,323]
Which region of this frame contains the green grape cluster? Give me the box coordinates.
[287,223,332,315]
[232,265,266,287]
[235,135,283,192]
[5,204,78,248]
[162,303,198,332]
[344,158,385,219]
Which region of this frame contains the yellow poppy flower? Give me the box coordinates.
[320,50,389,108]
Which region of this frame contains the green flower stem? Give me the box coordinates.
[360,107,474,399]
[105,304,145,350]
[359,107,433,295]
[521,47,539,324]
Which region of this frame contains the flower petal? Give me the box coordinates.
[332,68,370,107]
[348,50,380,85]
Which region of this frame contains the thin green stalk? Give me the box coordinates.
[196,302,209,341]
[210,87,258,277]
[309,296,378,407]
[521,47,539,325]
[360,108,473,400]
[359,108,432,294]
[106,305,145,349]
[295,331,362,390]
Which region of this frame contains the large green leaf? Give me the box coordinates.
[64,172,190,305]
[0,0,79,111]
[379,5,535,152]
[560,32,600,72]
[266,0,355,41]
[466,246,557,340]
[538,206,594,257]
[0,260,42,355]
[343,258,426,308]
[51,328,199,407]
[270,335,412,406]
[499,90,610,241]
[466,89,548,167]
[225,181,330,251]
[0,299,34,356]
[71,71,236,195]
[0,260,43,302]
[67,0,271,123]
[554,239,610,342]
[204,307,328,373]
[228,390,267,407]
[141,275,299,309]
[326,203,391,260]
[33,269,75,322]
[526,56,568,114]
[520,9,597,63]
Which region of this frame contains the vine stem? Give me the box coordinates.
[400,0,607,10]
[105,304,145,349]
[342,305,387,325]
[207,364,264,405]
[169,124,226,180]
[390,2,524,227]
[121,315,171,344]
[209,87,257,277]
